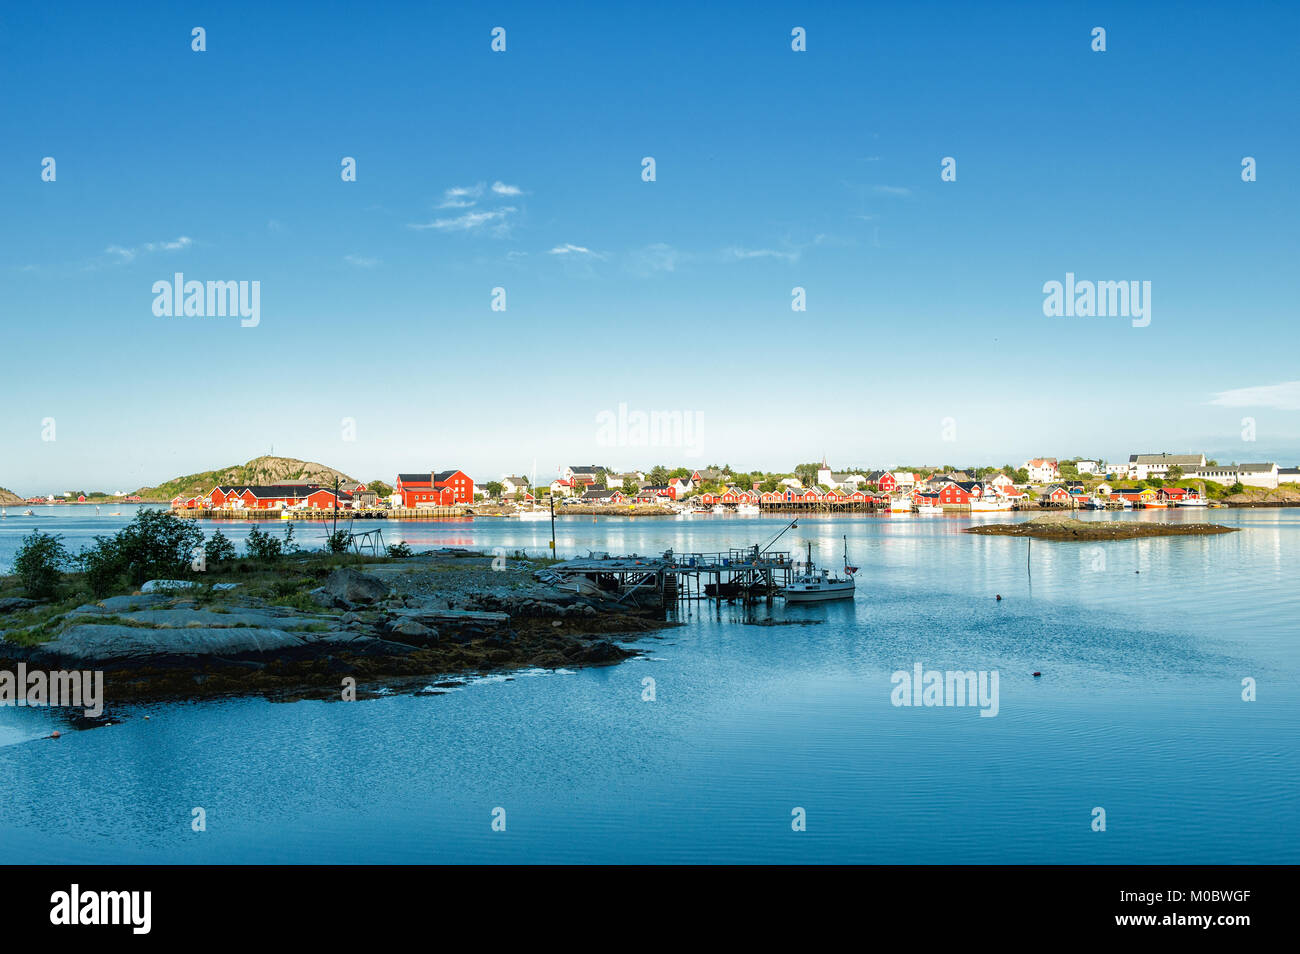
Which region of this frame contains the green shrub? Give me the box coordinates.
[82,509,205,587]
[324,530,351,554]
[386,542,412,559]
[12,531,69,600]
[205,529,236,564]
[79,534,126,598]
[244,525,282,560]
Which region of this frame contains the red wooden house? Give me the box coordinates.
[396,470,474,507]
[866,471,898,493]
[938,483,976,506]
[1042,485,1072,505]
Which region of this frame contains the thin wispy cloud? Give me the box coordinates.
[344,254,380,267]
[722,246,799,263]
[1207,382,1300,411]
[624,243,683,277]
[549,243,603,258]
[415,183,523,235]
[438,184,484,209]
[873,185,911,197]
[104,236,193,263]
[409,207,517,234]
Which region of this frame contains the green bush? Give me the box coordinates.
[79,534,125,598]
[205,529,236,564]
[74,509,204,597]
[12,531,69,599]
[244,525,282,560]
[386,542,413,559]
[324,530,351,554]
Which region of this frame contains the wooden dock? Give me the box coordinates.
[540,546,796,607]
[173,507,464,520]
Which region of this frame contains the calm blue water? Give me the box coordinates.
[2,507,1297,862]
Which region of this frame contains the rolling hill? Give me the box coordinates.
[132,456,359,502]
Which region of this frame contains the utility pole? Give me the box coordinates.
[549,493,556,556]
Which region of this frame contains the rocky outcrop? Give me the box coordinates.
[0,487,23,507]
[319,567,390,606]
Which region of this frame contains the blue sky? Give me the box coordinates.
[2,1,1298,492]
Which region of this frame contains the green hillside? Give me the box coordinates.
[133,456,358,502]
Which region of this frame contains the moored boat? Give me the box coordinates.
[783,538,856,603]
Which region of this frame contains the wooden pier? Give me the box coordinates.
[540,545,796,607]
[174,507,464,520]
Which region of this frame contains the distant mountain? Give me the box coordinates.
[133,456,359,501]
[0,486,23,506]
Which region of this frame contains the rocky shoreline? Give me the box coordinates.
[0,553,668,707]
[964,513,1240,540]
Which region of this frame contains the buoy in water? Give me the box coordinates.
[50,730,61,739]
[1032,672,1041,677]
[995,594,1002,601]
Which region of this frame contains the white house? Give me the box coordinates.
[500,476,529,497]
[1188,462,1278,489]
[890,471,918,489]
[986,473,1016,493]
[1075,460,1102,476]
[1127,453,1206,480]
[1024,459,1060,484]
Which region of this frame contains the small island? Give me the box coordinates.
[964,512,1239,540]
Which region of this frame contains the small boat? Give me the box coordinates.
[916,503,943,515]
[516,509,549,521]
[969,497,1014,512]
[736,503,760,515]
[22,509,35,516]
[783,538,856,603]
[711,504,726,514]
[1176,498,1208,508]
[888,495,913,513]
[691,508,711,514]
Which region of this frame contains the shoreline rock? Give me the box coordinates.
[964,513,1239,540]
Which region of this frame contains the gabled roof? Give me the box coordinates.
[240,484,326,499]
[397,473,431,484]
[433,469,466,482]
[1128,453,1204,466]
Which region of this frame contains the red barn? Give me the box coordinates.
[397,470,473,507]
[302,488,353,509]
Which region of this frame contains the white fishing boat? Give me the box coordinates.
[711,504,726,514]
[22,509,35,516]
[969,496,1014,512]
[516,509,549,521]
[916,503,944,515]
[1176,496,1208,508]
[888,495,913,513]
[735,503,760,515]
[783,538,857,603]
